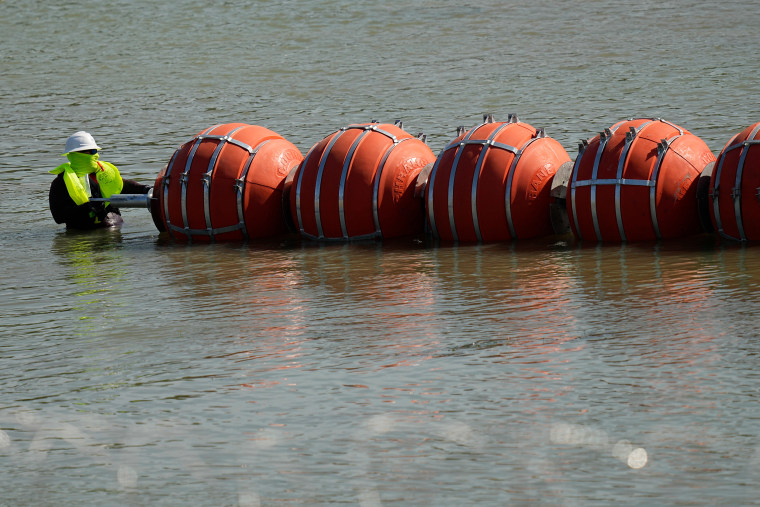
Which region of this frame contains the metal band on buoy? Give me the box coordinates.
[425,147,447,239]
[180,135,208,238]
[437,114,522,241]
[173,125,248,241]
[339,129,373,238]
[341,124,399,240]
[648,123,685,236]
[470,122,513,241]
[733,136,760,240]
[712,123,760,240]
[294,147,317,239]
[371,138,415,241]
[313,128,347,240]
[445,125,487,242]
[161,149,181,241]
[649,136,676,239]
[163,125,218,241]
[570,119,629,241]
[711,132,741,239]
[201,126,248,241]
[589,127,615,241]
[570,140,588,240]
[504,129,545,240]
[614,121,655,240]
[234,139,273,241]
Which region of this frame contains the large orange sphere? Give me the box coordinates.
[568,118,715,242]
[153,123,303,242]
[289,122,436,240]
[709,122,760,241]
[425,115,571,242]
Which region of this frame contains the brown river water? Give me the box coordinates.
[1,0,760,505]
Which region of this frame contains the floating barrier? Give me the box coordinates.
[567,118,716,242]
[152,123,303,242]
[289,121,436,240]
[425,114,572,242]
[101,115,760,244]
[708,122,760,241]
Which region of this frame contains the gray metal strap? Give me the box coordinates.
[298,229,379,242]
[364,124,399,144]
[371,139,409,240]
[324,123,404,239]
[504,134,544,239]
[169,125,218,241]
[614,121,655,240]
[733,145,749,240]
[570,140,588,239]
[447,124,483,241]
[235,139,273,241]
[451,138,520,152]
[167,222,243,237]
[470,122,514,241]
[657,119,685,136]
[733,125,760,240]
[425,148,450,239]
[188,133,256,153]
[590,128,615,241]
[573,178,655,188]
[720,138,760,155]
[343,122,401,144]
[314,128,348,239]
[339,129,372,238]
[180,134,211,241]
[294,147,317,237]
[161,148,182,241]
[426,131,468,238]
[711,132,741,238]
[202,125,247,242]
[649,136,682,239]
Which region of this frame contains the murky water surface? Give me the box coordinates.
[2,1,760,504]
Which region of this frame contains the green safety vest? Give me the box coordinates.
[49,152,124,206]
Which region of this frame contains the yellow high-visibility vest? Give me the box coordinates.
[49,152,123,206]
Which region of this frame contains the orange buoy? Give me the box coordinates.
[568,118,715,242]
[153,123,303,242]
[425,114,572,242]
[709,122,760,241]
[289,121,436,240]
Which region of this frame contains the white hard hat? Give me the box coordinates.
[62,131,101,155]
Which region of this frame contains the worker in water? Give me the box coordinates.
[49,131,151,229]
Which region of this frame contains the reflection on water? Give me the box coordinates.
[51,228,126,304]
[3,232,760,503]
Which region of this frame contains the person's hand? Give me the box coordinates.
[77,201,107,224]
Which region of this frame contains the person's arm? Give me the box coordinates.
[121,178,151,194]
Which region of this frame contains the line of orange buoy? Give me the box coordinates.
[145,116,760,243]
